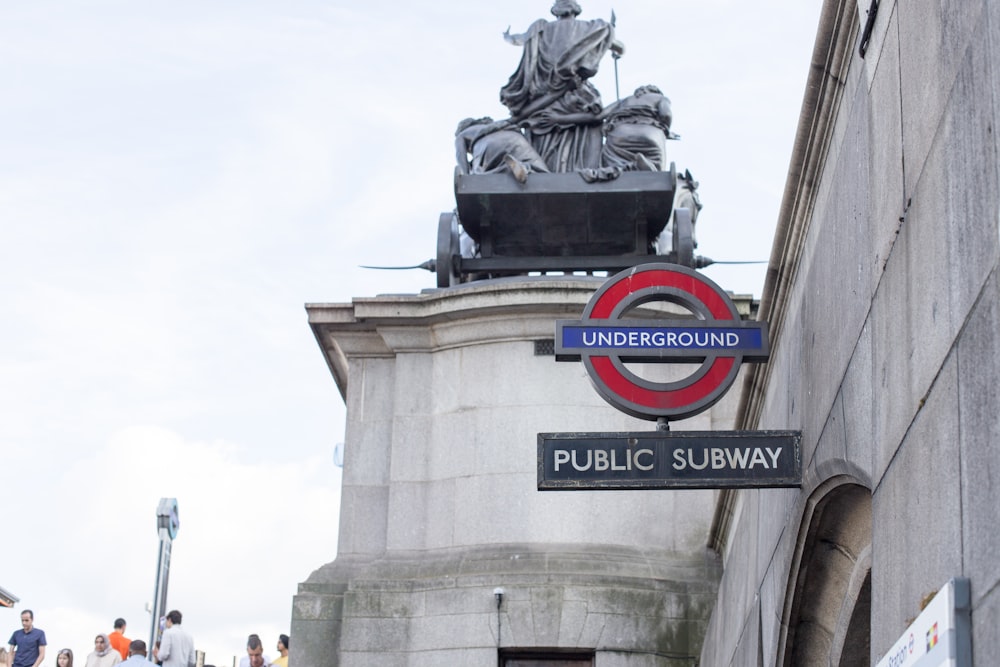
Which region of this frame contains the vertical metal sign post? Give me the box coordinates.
[149,498,179,653]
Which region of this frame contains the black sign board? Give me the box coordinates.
[538,431,801,490]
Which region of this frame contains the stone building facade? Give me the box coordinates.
[293,281,754,666]
[700,0,1000,663]
[293,0,1000,663]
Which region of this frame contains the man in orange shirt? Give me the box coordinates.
[109,618,130,660]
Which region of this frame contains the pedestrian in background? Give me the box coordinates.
[153,611,194,667]
[237,635,269,667]
[272,636,288,667]
[109,619,129,661]
[6,610,46,667]
[119,640,156,667]
[84,634,121,667]
[56,648,74,667]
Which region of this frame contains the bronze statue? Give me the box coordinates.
[455,117,550,183]
[600,85,676,172]
[434,5,709,286]
[499,0,621,172]
[370,4,718,286]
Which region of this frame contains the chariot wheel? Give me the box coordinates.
[436,211,460,287]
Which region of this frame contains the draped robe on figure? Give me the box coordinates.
[500,15,615,172]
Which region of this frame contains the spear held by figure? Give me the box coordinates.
[610,9,624,102]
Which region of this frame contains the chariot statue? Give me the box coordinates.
[431,1,707,287]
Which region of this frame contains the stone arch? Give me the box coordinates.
[777,479,872,666]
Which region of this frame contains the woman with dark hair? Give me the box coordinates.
[84,634,121,667]
[56,648,74,667]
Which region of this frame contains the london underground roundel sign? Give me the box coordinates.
[556,263,770,421]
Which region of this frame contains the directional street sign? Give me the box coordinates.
[538,431,801,490]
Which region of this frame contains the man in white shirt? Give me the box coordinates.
[153,611,194,667]
[237,634,269,667]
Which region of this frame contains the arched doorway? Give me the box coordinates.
[779,481,872,666]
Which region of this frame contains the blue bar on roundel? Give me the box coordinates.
[559,323,765,351]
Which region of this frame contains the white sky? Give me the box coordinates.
[0,1,823,664]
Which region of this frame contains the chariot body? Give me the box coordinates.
[435,166,699,287]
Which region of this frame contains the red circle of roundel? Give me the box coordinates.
[580,264,743,421]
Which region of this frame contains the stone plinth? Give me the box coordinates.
[295,276,747,666]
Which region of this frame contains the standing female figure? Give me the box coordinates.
[500,0,619,172]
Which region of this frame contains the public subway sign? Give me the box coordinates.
[538,431,801,490]
[544,263,801,490]
[555,263,769,421]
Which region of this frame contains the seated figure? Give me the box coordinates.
[601,84,676,172]
[571,84,676,182]
[455,117,551,183]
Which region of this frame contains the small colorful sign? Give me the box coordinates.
[556,263,769,421]
[875,578,971,667]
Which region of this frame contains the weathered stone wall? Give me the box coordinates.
[701,0,1000,664]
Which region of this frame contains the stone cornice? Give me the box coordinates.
[711,0,859,555]
[308,275,756,404]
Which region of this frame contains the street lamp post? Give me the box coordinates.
[149,498,179,652]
